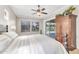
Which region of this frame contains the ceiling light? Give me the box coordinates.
[37,12,42,16]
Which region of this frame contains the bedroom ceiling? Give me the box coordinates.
[9,5,77,20]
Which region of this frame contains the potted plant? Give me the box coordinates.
[57,6,76,16]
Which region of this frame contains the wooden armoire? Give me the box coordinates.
[55,14,77,51]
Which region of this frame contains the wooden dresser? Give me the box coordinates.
[55,14,77,51]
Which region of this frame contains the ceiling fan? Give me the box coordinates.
[32,5,48,16]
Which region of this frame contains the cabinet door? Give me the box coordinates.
[55,16,63,43]
[56,15,77,51]
[68,15,77,50]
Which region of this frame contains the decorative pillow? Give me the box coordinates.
[2,31,18,39]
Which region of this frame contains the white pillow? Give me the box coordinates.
[0,35,11,52]
[2,31,18,39]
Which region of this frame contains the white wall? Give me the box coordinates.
[16,18,43,35]
[74,6,79,49]
[0,6,7,26]
[0,5,16,32]
[76,15,79,49]
[6,6,16,32]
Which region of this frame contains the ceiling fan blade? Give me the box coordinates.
[32,5,47,15]
[41,12,48,14]
[38,5,40,8]
[32,13,36,14]
[41,8,45,11]
[32,9,37,11]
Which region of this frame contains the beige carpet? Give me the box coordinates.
[69,49,79,54]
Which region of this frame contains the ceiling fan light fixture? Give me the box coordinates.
[32,5,48,16]
[37,12,42,16]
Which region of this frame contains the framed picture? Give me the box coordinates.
[32,22,39,32]
[21,20,30,32]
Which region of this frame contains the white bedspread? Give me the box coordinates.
[2,34,68,54]
[0,35,12,53]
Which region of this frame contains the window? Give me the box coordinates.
[21,20,30,32]
[32,22,39,32]
[21,20,40,32]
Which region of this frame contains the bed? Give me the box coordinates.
[1,32,67,54]
[0,35,10,53]
[2,32,67,54]
[0,31,18,53]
